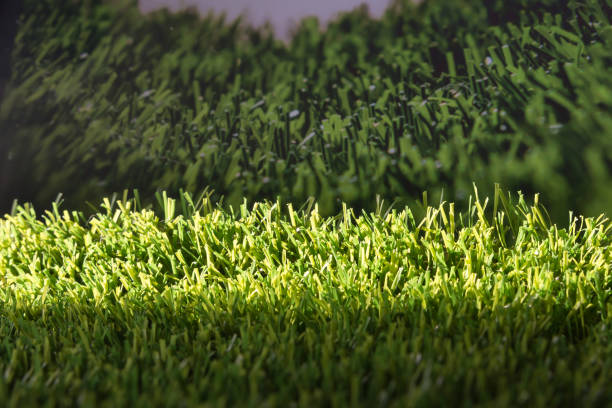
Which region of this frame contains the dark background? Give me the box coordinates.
[0,0,22,100]
[0,0,22,213]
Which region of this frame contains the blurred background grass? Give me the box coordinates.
[0,0,610,224]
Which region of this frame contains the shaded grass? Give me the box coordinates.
[1,0,611,222]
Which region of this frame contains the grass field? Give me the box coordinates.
[2,0,612,221]
[1,0,612,406]
[1,187,611,406]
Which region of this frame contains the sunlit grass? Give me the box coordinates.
[1,187,611,406]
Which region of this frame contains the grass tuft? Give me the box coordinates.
[1,190,611,406]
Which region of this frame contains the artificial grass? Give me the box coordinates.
[1,0,612,405]
[1,188,611,406]
[1,0,611,222]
